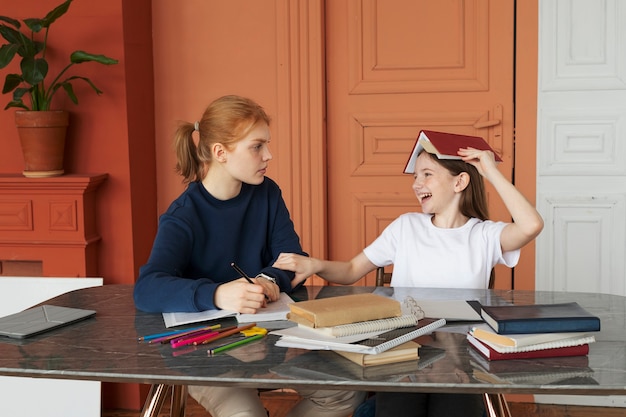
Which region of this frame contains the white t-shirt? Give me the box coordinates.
[362,213,520,288]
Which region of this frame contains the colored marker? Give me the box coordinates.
[208,334,265,356]
[148,324,221,344]
[171,330,219,349]
[138,324,218,342]
[198,323,257,345]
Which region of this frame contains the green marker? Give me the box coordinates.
[208,334,265,356]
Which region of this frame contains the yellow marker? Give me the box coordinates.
[240,326,267,337]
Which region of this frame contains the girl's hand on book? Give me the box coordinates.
[457,147,499,178]
[254,276,280,302]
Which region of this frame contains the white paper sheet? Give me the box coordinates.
[163,292,294,328]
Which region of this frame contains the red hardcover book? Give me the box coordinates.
[404,130,502,174]
[467,333,589,361]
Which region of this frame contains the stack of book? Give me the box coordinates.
[468,301,601,361]
[271,293,446,366]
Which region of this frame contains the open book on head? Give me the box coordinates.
[403,130,502,174]
[162,292,294,328]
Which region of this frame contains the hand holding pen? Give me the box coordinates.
[230,262,271,301]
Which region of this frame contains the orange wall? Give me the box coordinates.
[151,1,284,213]
[0,0,157,289]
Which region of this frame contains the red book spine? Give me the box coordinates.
[468,334,589,361]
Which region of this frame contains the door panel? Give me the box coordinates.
[326,0,515,286]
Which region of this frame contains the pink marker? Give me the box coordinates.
[170,330,219,349]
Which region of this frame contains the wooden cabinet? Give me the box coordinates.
[0,174,107,277]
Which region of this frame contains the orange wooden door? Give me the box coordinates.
[325,0,515,287]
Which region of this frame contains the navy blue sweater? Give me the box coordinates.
[134,178,306,313]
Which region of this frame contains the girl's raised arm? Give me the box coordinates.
[458,148,544,252]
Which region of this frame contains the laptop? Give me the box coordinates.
[0,305,96,339]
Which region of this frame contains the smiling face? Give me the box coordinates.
[412,152,464,215]
[222,122,272,185]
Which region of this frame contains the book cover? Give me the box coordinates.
[274,317,447,355]
[469,324,592,348]
[334,340,419,366]
[480,302,601,334]
[466,333,590,361]
[287,293,402,328]
[403,130,502,174]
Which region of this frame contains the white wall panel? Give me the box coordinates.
[541,0,626,91]
[536,194,626,295]
[538,108,626,175]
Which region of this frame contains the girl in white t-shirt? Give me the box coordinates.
[274,146,543,417]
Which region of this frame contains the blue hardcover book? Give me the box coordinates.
[480,302,600,335]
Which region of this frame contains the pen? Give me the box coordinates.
[230,262,270,301]
[208,333,265,356]
[139,324,219,342]
[198,322,257,345]
[230,262,255,284]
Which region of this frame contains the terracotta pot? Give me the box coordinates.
[15,110,69,178]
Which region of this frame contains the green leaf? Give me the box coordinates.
[12,86,30,101]
[20,56,47,86]
[0,16,21,29]
[0,44,19,69]
[64,75,103,95]
[70,51,119,65]
[42,0,72,28]
[4,100,29,110]
[2,73,21,93]
[60,81,78,104]
[23,18,44,34]
[24,0,72,32]
[0,25,25,46]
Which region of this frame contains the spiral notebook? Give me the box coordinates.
[299,314,419,338]
[274,317,446,354]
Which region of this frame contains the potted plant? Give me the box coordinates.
[0,0,118,177]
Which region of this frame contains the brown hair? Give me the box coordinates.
[174,95,271,183]
[422,151,489,220]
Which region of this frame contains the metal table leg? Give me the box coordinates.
[483,393,512,417]
[170,385,188,417]
[140,384,188,417]
[140,384,170,417]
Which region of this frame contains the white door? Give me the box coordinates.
[535,0,626,408]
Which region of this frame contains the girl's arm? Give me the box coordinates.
[273,252,376,287]
[458,148,544,252]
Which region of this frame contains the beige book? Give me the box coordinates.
[334,341,419,367]
[287,293,402,328]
